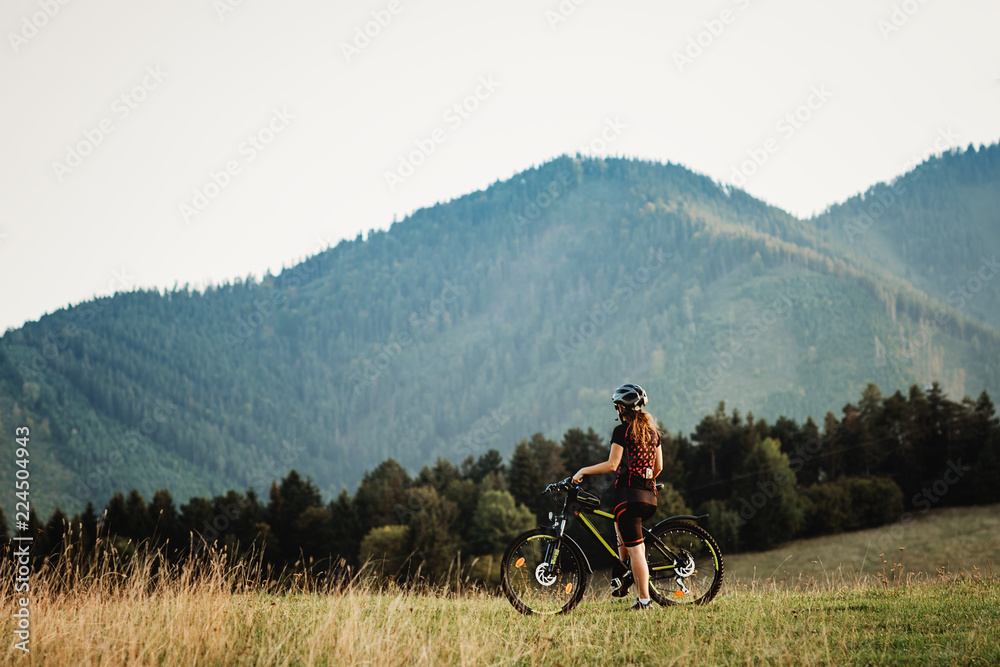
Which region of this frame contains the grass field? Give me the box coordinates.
[725,503,1000,586]
[2,503,998,666]
[4,577,997,665]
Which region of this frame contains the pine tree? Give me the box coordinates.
[507,440,542,517]
[148,489,182,552]
[268,470,323,562]
[404,486,459,577]
[731,438,803,551]
[354,459,411,529]
[328,489,363,566]
[561,428,605,477]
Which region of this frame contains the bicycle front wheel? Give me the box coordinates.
[646,521,724,606]
[501,529,587,615]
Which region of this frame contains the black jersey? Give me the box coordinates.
[612,422,660,503]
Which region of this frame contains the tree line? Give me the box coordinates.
[3,381,998,583]
[5,149,999,523]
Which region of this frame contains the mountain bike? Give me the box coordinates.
[500,478,724,615]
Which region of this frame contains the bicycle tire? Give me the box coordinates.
[645,520,724,606]
[500,528,587,615]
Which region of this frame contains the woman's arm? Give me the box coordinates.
[572,443,623,484]
[652,444,663,479]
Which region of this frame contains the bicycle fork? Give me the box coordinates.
[542,516,569,579]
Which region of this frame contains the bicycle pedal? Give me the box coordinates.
[611,575,633,598]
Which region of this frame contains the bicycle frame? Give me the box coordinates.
[541,486,694,580]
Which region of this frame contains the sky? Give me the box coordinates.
[1,0,998,333]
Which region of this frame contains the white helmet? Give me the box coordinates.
[612,383,648,411]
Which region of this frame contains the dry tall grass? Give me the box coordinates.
[2,533,998,666]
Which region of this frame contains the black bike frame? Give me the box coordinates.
[544,488,690,580]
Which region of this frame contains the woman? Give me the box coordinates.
[572,383,662,611]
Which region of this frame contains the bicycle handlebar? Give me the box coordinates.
[544,479,665,494]
[543,477,578,495]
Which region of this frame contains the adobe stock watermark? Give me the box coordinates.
[672,0,754,74]
[51,66,169,182]
[877,0,931,40]
[349,279,467,392]
[223,258,321,348]
[509,170,574,236]
[878,254,997,381]
[556,248,670,362]
[911,459,969,513]
[728,467,794,530]
[59,400,179,508]
[729,85,833,189]
[225,233,349,347]
[577,117,628,157]
[393,405,510,522]
[340,0,407,63]
[179,107,294,224]
[727,422,846,531]
[14,324,79,385]
[212,0,249,21]
[7,0,73,55]
[15,268,136,385]
[859,459,970,563]
[224,288,287,349]
[95,268,137,298]
[844,127,960,245]
[545,0,589,30]
[899,126,962,174]
[683,290,794,404]
[191,439,304,551]
[383,75,501,192]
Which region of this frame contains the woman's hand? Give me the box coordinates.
[572,469,585,484]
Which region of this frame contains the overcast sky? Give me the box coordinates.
[1,0,998,333]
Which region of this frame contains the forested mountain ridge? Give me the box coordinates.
[2,148,999,519]
[810,143,1000,329]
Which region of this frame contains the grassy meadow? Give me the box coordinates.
[4,575,997,666]
[724,503,1000,586]
[3,503,998,666]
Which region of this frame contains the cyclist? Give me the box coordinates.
[572,383,662,611]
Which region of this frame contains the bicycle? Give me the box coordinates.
[500,478,724,614]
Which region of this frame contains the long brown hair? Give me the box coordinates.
[623,409,658,445]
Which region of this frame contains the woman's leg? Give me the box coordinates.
[625,542,650,600]
[614,522,629,563]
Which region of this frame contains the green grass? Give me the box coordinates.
[725,503,1000,586]
[8,579,998,666]
[4,504,999,665]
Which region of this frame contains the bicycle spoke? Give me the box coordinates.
[646,522,723,606]
[502,532,584,615]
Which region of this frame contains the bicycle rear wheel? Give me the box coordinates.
[645,521,723,606]
[501,529,587,615]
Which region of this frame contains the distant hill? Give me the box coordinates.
[2,148,999,518]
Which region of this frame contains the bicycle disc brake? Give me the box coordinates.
[534,563,557,586]
[675,550,695,578]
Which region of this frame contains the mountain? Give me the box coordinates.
[3,148,999,518]
[810,144,1000,329]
